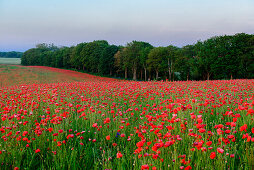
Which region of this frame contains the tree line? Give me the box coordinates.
[21,33,254,80]
[0,51,23,58]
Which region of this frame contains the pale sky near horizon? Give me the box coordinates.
[0,0,253,52]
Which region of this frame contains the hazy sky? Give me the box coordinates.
[0,0,254,52]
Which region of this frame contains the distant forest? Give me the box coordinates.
[0,51,23,58]
[21,33,254,81]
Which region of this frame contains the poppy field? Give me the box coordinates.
[0,65,254,170]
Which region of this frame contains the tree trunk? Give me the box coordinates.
[133,67,137,80]
[125,68,127,79]
[207,72,210,80]
[156,70,159,80]
[168,58,171,81]
[168,58,172,81]
[110,69,112,76]
[144,68,147,81]
[170,58,173,81]
[140,69,143,80]
[168,68,171,81]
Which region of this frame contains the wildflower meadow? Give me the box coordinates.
[0,65,253,169]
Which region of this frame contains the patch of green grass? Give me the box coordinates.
[0,58,21,65]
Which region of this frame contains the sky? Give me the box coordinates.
[0,0,254,52]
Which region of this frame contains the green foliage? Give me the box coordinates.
[21,33,254,80]
[99,45,119,75]
[70,43,86,69]
[124,41,153,80]
[174,45,194,80]
[80,40,109,72]
[21,43,58,66]
[0,51,23,58]
[192,33,254,80]
[147,47,168,79]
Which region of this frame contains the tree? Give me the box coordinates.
[114,47,130,79]
[0,51,23,58]
[140,46,153,81]
[21,33,254,81]
[99,45,119,75]
[194,39,218,80]
[125,41,153,80]
[232,33,254,79]
[62,47,73,69]
[166,45,179,81]
[70,43,87,70]
[80,40,109,73]
[174,45,195,80]
[147,47,168,80]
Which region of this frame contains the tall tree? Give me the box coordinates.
[80,40,109,73]
[114,47,130,79]
[147,47,168,80]
[70,43,87,70]
[140,46,153,81]
[99,45,119,75]
[166,45,179,81]
[174,45,195,80]
[125,41,153,80]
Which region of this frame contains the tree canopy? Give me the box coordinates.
[21,33,254,80]
[0,51,23,58]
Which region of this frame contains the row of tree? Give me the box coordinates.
[21,33,254,80]
[0,51,23,58]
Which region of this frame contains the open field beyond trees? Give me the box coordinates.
[0,58,21,65]
[0,65,253,170]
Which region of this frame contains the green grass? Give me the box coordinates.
[0,58,21,65]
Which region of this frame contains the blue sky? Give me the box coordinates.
[0,0,253,52]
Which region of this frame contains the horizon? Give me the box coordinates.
[1,0,254,52]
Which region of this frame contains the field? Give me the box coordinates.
[0,65,253,170]
[0,58,21,65]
